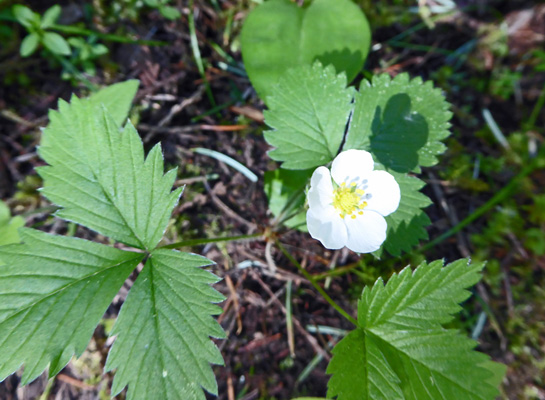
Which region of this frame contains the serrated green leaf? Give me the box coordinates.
[327,259,506,400]
[359,259,482,329]
[241,0,370,101]
[343,73,452,172]
[264,168,311,230]
[264,62,354,170]
[105,249,225,400]
[20,32,39,57]
[327,329,403,400]
[0,228,143,385]
[38,97,182,250]
[42,32,71,55]
[88,80,139,127]
[376,171,432,257]
[0,201,24,245]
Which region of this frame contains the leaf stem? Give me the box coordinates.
[159,233,262,249]
[276,240,358,327]
[51,24,168,46]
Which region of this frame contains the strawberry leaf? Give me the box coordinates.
[106,249,225,400]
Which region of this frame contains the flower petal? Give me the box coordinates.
[344,210,387,253]
[307,207,348,250]
[308,166,334,209]
[364,170,401,217]
[331,149,374,186]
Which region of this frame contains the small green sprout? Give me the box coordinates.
[13,4,71,57]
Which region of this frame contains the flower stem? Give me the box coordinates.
[312,261,360,281]
[276,240,358,327]
[160,233,262,249]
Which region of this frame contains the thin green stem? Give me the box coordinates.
[420,157,541,252]
[51,24,168,46]
[276,240,358,326]
[38,379,55,400]
[312,262,360,281]
[159,233,261,249]
[286,279,295,357]
[527,81,545,130]
[386,5,477,43]
[188,0,216,107]
[388,40,453,56]
[207,40,236,65]
[191,99,236,122]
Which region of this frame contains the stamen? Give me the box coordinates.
[332,181,369,219]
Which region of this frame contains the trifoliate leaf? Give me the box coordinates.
[38,98,182,250]
[264,62,354,170]
[327,259,506,400]
[0,201,24,245]
[377,171,432,257]
[0,228,143,385]
[343,73,452,172]
[88,80,139,127]
[264,168,312,231]
[241,0,370,101]
[105,249,225,400]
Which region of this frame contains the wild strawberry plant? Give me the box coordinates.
[0,81,224,399]
[263,61,450,257]
[0,77,506,399]
[240,1,507,395]
[0,1,508,399]
[260,61,505,399]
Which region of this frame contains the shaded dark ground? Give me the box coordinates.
[1,0,545,399]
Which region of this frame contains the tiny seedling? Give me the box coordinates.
[13,5,70,57]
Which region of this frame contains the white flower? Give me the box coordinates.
[306,149,401,253]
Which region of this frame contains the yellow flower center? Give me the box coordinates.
[332,182,368,219]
